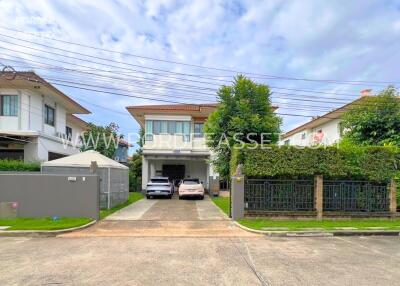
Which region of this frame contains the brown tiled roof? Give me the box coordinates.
[126,103,218,111]
[0,71,90,114]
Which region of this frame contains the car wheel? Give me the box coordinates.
[200,195,204,200]
[178,196,182,200]
[168,195,172,199]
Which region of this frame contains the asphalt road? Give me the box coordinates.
[1,235,400,286]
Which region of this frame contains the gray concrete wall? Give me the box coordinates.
[42,166,129,209]
[0,173,99,219]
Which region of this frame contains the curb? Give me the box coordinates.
[0,220,97,237]
[233,221,400,237]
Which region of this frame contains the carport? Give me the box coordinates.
[142,153,210,189]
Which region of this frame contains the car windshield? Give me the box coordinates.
[150,179,169,183]
[183,179,200,185]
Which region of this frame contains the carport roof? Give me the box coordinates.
[41,150,128,169]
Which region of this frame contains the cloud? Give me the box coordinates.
[0,0,399,148]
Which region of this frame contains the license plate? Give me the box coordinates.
[155,191,161,193]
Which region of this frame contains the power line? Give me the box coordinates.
[0,26,398,86]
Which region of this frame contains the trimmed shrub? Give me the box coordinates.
[0,160,40,172]
[231,145,399,182]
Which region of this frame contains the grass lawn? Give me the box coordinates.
[100,192,144,219]
[0,217,93,231]
[212,196,230,216]
[239,219,400,231]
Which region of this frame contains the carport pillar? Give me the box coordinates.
[389,178,397,216]
[314,175,323,221]
[231,165,245,220]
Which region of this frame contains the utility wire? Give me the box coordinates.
[0,26,398,86]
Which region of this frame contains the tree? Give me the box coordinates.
[80,122,121,158]
[128,128,144,191]
[204,75,281,179]
[341,86,400,146]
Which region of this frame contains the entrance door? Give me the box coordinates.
[162,164,185,186]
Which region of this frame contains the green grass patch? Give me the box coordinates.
[0,217,93,231]
[212,196,230,216]
[0,159,40,172]
[239,219,400,231]
[100,192,144,219]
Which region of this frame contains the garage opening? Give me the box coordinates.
[162,164,185,185]
[48,152,67,161]
[0,149,24,160]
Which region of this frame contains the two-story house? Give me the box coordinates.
[0,72,90,162]
[127,103,218,191]
[280,89,375,146]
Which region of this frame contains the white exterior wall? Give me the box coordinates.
[281,118,343,146]
[0,88,85,162]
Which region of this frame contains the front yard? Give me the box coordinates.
[100,192,144,219]
[212,197,400,231]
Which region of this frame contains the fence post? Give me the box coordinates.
[389,178,397,216]
[314,175,323,220]
[231,165,245,220]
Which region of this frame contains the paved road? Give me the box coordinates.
[2,197,400,285]
[1,236,400,285]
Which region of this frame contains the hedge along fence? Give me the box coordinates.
[231,145,399,182]
[0,160,40,172]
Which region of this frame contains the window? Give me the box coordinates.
[44,104,55,126]
[167,121,176,134]
[0,95,18,116]
[182,121,190,142]
[145,120,153,141]
[301,132,306,140]
[66,126,72,141]
[284,139,290,145]
[194,123,204,138]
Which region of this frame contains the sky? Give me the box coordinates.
[0,0,399,153]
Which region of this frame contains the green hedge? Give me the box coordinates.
[0,160,40,172]
[231,145,399,182]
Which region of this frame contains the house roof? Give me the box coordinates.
[126,103,219,127]
[127,103,279,127]
[66,114,89,130]
[281,95,381,139]
[41,150,128,169]
[0,71,90,114]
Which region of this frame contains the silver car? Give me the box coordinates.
[146,177,174,199]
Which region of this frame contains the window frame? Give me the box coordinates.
[65,126,72,141]
[44,104,55,126]
[194,123,204,138]
[0,94,18,117]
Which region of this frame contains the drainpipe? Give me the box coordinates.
[108,167,111,209]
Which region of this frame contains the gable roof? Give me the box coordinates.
[281,96,376,139]
[126,103,219,127]
[41,150,128,169]
[0,71,90,114]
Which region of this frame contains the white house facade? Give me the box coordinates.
[0,72,90,162]
[279,90,374,147]
[127,103,219,191]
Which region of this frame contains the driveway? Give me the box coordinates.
[62,195,256,238]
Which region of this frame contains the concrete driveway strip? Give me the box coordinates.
[105,199,157,221]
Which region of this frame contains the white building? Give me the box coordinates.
[127,103,218,190]
[0,72,90,162]
[280,90,374,146]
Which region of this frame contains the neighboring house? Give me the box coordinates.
[126,103,218,190]
[114,139,132,165]
[0,71,90,162]
[280,89,374,146]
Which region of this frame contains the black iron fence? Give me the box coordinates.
[323,181,389,212]
[244,179,315,211]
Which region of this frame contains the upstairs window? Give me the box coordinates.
[284,139,290,145]
[44,104,55,126]
[0,95,18,116]
[66,126,72,141]
[301,132,306,140]
[145,120,153,141]
[194,123,204,138]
